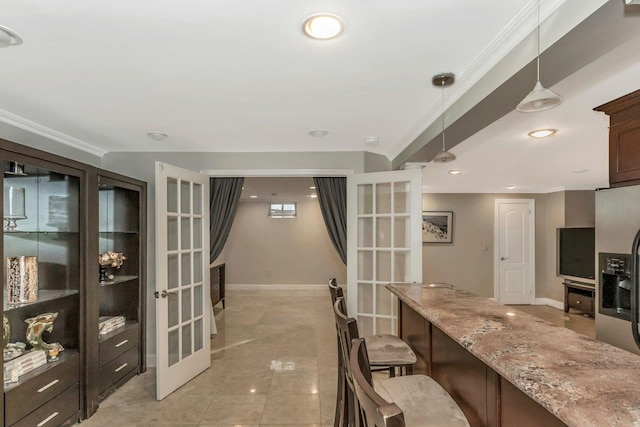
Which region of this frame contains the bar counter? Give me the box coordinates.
[387,282,640,427]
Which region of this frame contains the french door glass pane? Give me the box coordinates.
[194,251,203,283]
[376,217,392,247]
[358,282,373,314]
[194,319,203,352]
[193,183,202,215]
[376,317,392,335]
[358,218,373,247]
[376,251,392,282]
[168,294,179,328]
[358,316,373,337]
[181,181,191,214]
[182,288,192,322]
[357,251,373,281]
[182,324,192,359]
[394,181,410,214]
[358,184,373,215]
[167,178,178,214]
[168,329,180,366]
[394,251,410,282]
[167,217,178,251]
[394,217,410,248]
[181,253,191,285]
[193,218,203,249]
[376,284,392,316]
[375,183,392,214]
[168,254,179,289]
[194,285,203,317]
[180,218,190,249]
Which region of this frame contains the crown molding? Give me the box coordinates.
[200,168,355,177]
[0,109,107,157]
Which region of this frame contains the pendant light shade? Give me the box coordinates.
[516,0,562,113]
[432,73,456,163]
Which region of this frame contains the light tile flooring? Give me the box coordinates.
[79,289,338,427]
[78,290,595,426]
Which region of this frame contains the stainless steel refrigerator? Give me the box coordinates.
[595,185,640,354]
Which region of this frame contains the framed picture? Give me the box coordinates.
[422,211,453,243]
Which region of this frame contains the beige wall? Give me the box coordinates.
[224,196,346,285]
[422,191,596,301]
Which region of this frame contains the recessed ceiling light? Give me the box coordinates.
[0,25,23,48]
[302,14,344,40]
[310,186,316,189]
[309,129,328,137]
[527,129,557,138]
[448,170,461,175]
[146,131,168,141]
[308,194,318,198]
[250,195,258,199]
[507,185,516,190]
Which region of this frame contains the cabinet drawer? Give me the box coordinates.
[100,323,139,367]
[5,353,79,426]
[568,292,594,312]
[10,384,79,427]
[99,345,139,394]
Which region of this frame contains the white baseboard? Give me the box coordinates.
[226,283,328,291]
[146,354,156,368]
[534,298,564,310]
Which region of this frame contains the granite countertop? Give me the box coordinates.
[387,282,640,427]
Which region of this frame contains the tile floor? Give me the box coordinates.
[79,288,338,427]
[78,290,595,426]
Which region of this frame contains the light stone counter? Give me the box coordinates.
[387,282,640,427]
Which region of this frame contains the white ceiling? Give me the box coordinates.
[0,0,637,194]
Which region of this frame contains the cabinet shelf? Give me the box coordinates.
[3,290,79,311]
[4,350,79,393]
[99,275,138,287]
[99,231,139,235]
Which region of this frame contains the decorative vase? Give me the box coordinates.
[6,256,38,304]
[3,186,27,231]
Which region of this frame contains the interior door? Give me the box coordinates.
[155,161,211,400]
[347,169,423,336]
[495,199,535,304]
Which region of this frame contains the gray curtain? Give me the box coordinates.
[314,177,347,264]
[210,177,244,263]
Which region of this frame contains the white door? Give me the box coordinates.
[494,199,535,304]
[155,162,211,400]
[347,169,423,336]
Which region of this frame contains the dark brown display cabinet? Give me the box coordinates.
[85,170,146,417]
[1,139,147,425]
[1,140,86,427]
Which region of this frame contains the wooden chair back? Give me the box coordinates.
[350,338,406,427]
[329,278,344,304]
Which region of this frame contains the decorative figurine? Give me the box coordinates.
[98,251,126,282]
[24,312,64,353]
[3,315,9,349]
[3,315,26,361]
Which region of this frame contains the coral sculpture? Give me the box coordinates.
[24,312,64,352]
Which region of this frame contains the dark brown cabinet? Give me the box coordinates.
[210,263,225,308]
[563,281,595,316]
[1,139,147,425]
[594,89,640,187]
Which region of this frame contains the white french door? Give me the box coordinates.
[347,169,423,336]
[155,162,211,400]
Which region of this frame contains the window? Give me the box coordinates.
[269,202,296,218]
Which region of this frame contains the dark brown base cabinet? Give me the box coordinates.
[1,139,146,426]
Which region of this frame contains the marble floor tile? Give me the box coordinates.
[260,394,321,424]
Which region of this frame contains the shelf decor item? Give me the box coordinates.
[3,185,27,231]
[24,312,64,353]
[98,250,126,282]
[6,255,38,304]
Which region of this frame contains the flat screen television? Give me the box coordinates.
[557,227,596,281]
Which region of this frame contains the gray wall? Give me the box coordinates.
[224,197,346,285]
[421,191,595,301]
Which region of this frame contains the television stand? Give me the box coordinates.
[563,280,595,316]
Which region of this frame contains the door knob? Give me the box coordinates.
[154,289,178,299]
[500,257,509,261]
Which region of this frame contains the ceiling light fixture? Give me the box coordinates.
[516,0,562,112]
[448,170,461,175]
[250,195,258,199]
[365,136,380,145]
[507,185,516,190]
[0,25,23,48]
[310,186,316,190]
[432,73,456,163]
[146,131,168,141]
[309,129,328,138]
[528,128,557,138]
[302,14,344,40]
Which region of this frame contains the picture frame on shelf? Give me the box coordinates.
[422,211,453,243]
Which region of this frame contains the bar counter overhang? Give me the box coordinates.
[387,282,640,427]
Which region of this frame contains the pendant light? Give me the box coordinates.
[517,0,562,112]
[432,73,456,163]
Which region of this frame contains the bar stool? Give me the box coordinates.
[333,296,417,427]
[351,337,470,427]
